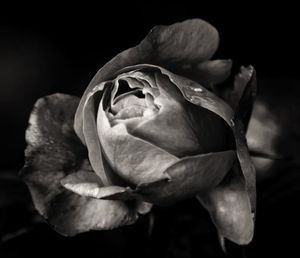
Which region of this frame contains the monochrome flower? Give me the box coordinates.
[21,19,256,245]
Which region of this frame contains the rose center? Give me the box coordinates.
[107,80,159,126]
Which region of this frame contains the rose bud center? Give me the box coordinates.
[104,70,232,158]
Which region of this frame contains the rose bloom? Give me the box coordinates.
[21,19,256,245]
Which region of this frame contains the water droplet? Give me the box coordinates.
[230,119,235,127]
[188,96,202,104]
[193,88,203,93]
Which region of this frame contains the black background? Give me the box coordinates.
[1,2,300,169]
[1,2,300,257]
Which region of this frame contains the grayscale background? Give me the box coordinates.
[0,3,299,258]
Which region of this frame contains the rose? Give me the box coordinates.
[21,19,256,245]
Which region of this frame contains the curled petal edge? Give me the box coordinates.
[20,94,146,236]
[62,150,237,206]
[75,19,219,142]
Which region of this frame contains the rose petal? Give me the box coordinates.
[145,19,219,65]
[75,19,219,140]
[233,66,257,128]
[135,150,237,205]
[232,120,256,212]
[114,64,256,212]
[171,59,232,87]
[114,64,235,127]
[163,65,256,213]
[82,82,116,185]
[97,151,237,206]
[165,65,256,212]
[111,94,147,116]
[161,68,235,126]
[48,193,138,235]
[233,66,255,108]
[61,171,152,215]
[61,170,101,185]
[95,89,179,185]
[135,201,153,215]
[217,66,256,127]
[20,94,140,236]
[130,72,232,157]
[196,59,233,84]
[61,171,132,199]
[21,94,86,214]
[197,166,254,245]
[61,171,149,205]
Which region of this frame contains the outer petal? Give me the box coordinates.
[61,171,152,215]
[144,19,219,65]
[90,151,237,206]
[82,82,122,185]
[234,66,256,119]
[196,60,232,84]
[197,165,254,245]
[75,19,219,141]
[171,59,233,87]
[222,67,257,212]
[136,151,237,205]
[217,65,256,127]
[232,120,256,212]
[61,171,132,199]
[20,94,140,236]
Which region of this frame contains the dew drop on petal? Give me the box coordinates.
[189,96,203,104]
[230,119,235,127]
[193,87,204,93]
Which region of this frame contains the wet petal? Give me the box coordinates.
[20,94,139,236]
[113,64,255,211]
[162,68,234,126]
[114,64,235,127]
[130,72,231,157]
[197,166,254,245]
[168,64,256,212]
[75,19,219,140]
